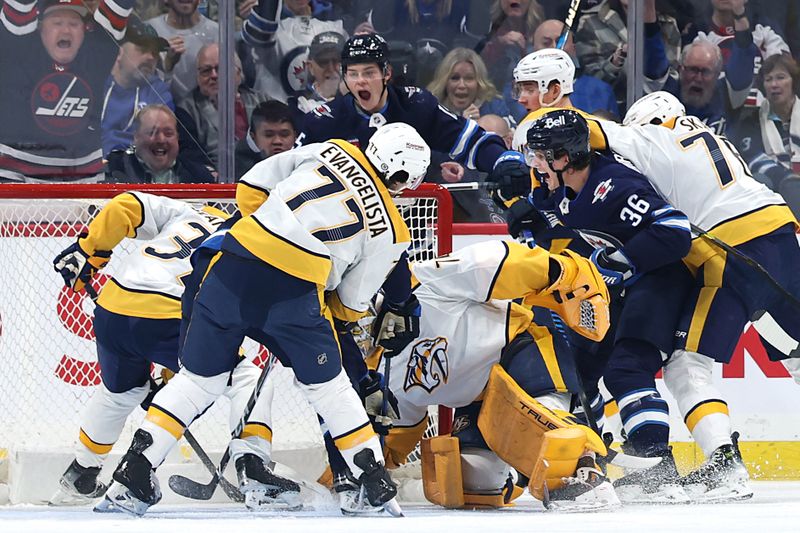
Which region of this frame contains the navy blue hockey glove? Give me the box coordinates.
[487,151,532,208]
[53,233,112,293]
[590,247,637,287]
[372,294,421,358]
[359,370,399,435]
[505,197,547,240]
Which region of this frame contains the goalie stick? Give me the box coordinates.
[691,223,800,358]
[168,353,276,501]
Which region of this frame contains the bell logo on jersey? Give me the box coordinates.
[592,179,614,204]
[403,336,449,394]
[32,72,92,136]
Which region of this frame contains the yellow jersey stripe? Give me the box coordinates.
[97,278,182,320]
[685,400,729,432]
[532,324,568,392]
[145,406,185,440]
[326,290,366,322]
[487,241,551,301]
[686,253,725,352]
[334,421,377,451]
[229,216,332,286]
[328,139,411,245]
[236,180,270,217]
[240,422,273,442]
[79,429,114,455]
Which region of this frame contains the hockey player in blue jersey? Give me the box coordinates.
[296,33,530,186]
[519,109,695,502]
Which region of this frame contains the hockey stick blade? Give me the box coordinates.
[604,448,662,470]
[169,471,220,501]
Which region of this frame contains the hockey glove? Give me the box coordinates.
[590,247,637,287]
[53,234,112,293]
[359,370,399,435]
[487,151,532,208]
[505,197,546,240]
[372,294,421,358]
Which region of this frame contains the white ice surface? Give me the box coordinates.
[1,481,798,533]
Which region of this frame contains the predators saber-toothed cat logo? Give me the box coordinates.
[403,337,449,394]
[32,72,93,136]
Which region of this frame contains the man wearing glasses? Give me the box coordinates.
[175,42,266,169]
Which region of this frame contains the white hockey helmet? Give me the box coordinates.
[365,122,431,194]
[513,48,575,97]
[623,91,686,126]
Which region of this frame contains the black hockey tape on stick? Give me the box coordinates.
[556,0,583,50]
[168,353,277,501]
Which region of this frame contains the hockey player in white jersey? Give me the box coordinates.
[50,192,288,505]
[100,123,431,516]
[597,91,800,501]
[377,239,618,511]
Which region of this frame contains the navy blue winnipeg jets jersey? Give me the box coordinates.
[295,84,507,172]
[531,152,692,274]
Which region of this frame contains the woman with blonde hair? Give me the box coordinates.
[428,47,516,127]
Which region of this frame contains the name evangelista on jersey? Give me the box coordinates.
[90,192,226,320]
[596,116,798,267]
[228,140,410,319]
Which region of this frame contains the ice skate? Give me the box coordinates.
[49,459,107,505]
[613,446,690,504]
[235,453,303,511]
[680,432,753,502]
[98,430,162,516]
[545,456,621,511]
[334,471,385,516]
[351,448,403,517]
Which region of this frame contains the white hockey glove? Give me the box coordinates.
[359,370,399,436]
[372,294,421,358]
[53,234,112,293]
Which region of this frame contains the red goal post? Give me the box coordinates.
[0,182,453,503]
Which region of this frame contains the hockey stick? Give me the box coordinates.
[691,223,800,358]
[556,0,583,50]
[168,353,276,500]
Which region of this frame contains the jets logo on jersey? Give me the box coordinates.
[592,179,614,204]
[311,103,333,119]
[279,47,310,96]
[403,336,449,394]
[33,72,92,136]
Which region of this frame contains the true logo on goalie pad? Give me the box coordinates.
[403,337,449,394]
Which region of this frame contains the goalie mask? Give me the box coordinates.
[512,48,575,106]
[365,123,431,194]
[623,91,686,126]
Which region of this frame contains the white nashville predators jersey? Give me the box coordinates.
[596,116,797,265]
[90,192,226,320]
[230,140,410,319]
[387,240,555,429]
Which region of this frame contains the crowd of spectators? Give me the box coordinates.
[0,0,799,218]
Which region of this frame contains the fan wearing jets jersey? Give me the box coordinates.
[379,239,617,511]
[596,91,800,501]
[50,192,280,506]
[518,109,695,503]
[100,123,430,517]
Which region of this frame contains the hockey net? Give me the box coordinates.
[0,183,453,504]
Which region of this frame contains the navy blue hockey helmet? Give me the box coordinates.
[341,33,390,72]
[526,109,591,170]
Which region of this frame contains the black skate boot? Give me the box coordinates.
[50,459,107,504]
[679,432,753,502]
[546,456,621,511]
[235,453,302,510]
[98,429,162,516]
[352,449,403,516]
[334,469,385,516]
[613,446,689,504]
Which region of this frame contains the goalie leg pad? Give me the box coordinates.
[528,427,587,501]
[421,436,465,508]
[477,364,606,478]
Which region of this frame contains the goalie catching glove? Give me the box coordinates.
[53,233,112,293]
[525,249,611,342]
[372,294,421,358]
[359,370,399,435]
